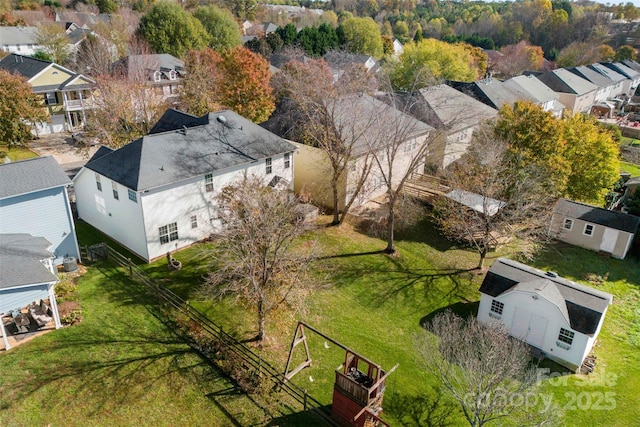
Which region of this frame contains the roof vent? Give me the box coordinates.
[217,115,227,124]
[545,271,558,278]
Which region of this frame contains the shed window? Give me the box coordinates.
[266,157,272,174]
[128,189,137,202]
[112,182,119,200]
[191,215,198,229]
[558,328,574,345]
[583,224,594,236]
[205,173,214,192]
[490,299,504,315]
[95,173,102,191]
[159,222,178,244]
[563,218,573,230]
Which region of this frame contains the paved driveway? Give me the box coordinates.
[30,133,99,178]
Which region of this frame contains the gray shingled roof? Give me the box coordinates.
[84,110,296,191]
[148,109,209,134]
[0,156,71,199]
[601,62,640,80]
[588,63,628,84]
[114,54,185,79]
[567,66,614,88]
[0,234,57,290]
[479,258,614,335]
[450,78,521,110]
[554,198,640,234]
[0,26,39,46]
[535,69,598,96]
[0,53,51,80]
[404,84,498,133]
[503,75,558,104]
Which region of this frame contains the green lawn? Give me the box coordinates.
[621,161,640,176]
[0,144,38,162]
[5,219,639,426]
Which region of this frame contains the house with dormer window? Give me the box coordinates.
[73,109,295,262]
[0,53,95,134]
[112,54,184,103]
[478,257,613,372]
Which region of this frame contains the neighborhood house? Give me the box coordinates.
[478,257,614,372]
[0,156,80,265]
[73,109,296,262]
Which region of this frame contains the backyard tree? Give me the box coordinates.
[431,129,554,270]
[494,101,569,197]
[494,41,544,78]
[136,1,209,58]
[269,58,379,225]
[218,47,274,123]
[562,114,620,204]
[0,70,46,146]
[179,48,223,116]
[193,5,242,52]
[418,311,558,427]
[199,176,316,342]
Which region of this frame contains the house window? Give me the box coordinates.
[284,152,290,169]
[404,140,416,153]
[191,215,198,229]
[266,157,272,174]
[159,222,178,244]
[169,70,177,80]
[44,92,58,105]
[490,299,504,315]
[153,71,161,82]
[95,173,102,191]
[563,218,573,230]
[112,182,119,200]
[557,328,574,345]
[205,173,214,192]
[128,189,137,202]
[584,224,594,236]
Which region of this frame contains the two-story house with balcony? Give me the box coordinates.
[0,53,95,135]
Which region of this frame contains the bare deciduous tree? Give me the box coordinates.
[199,175,316,342]
[270,58,380,225]
[418,311,559,427]
[432,128,554,270]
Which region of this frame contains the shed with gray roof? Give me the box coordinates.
[477,257,613,371]
[549,198,639,259]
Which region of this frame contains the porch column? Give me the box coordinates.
[0,318,11,350]
[48,285,62,329]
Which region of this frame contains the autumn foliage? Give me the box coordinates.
[0,70,46,146]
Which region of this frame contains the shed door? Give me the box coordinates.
[511,308,532,340]
[527,314,548,348]
[600,228,618,253]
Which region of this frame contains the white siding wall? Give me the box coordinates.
[478,292,595,371]
[443,128,472,168]
[74,168,148,259]
[142,154,293,261]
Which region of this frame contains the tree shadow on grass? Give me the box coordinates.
[419,301,481,327]
[384,387,460,427]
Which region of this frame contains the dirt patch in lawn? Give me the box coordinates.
[622,145,640,164]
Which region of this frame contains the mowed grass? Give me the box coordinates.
[0,262,297,426]
[621,161,640,176]
[11,219,638,426]
[0,144,38,162]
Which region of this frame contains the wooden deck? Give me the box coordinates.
[402,173,450,203]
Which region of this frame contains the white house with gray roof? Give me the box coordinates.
[0,156,79,265]
[478,257,614,371]
[588,63,630,98]
[0,26,42,56]
[73,109,296,262]
[0,233,63,351]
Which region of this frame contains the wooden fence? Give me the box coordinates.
[102,245,337,426]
